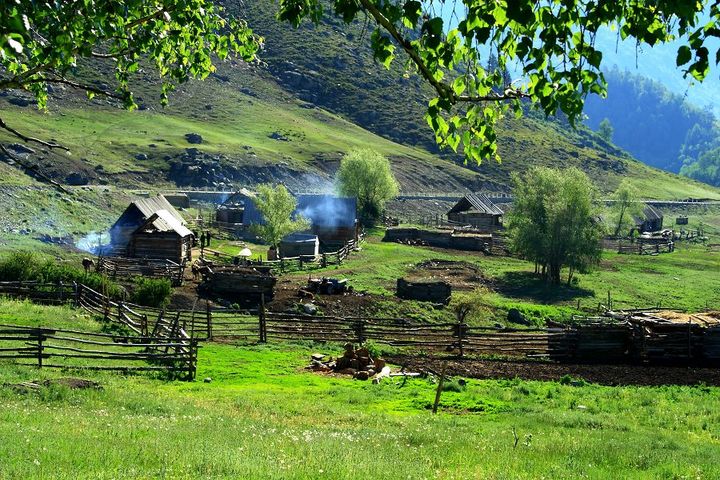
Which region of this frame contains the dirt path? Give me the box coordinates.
[386,354,720,386]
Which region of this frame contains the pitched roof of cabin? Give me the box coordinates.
[134,210,193,237]
[132,196,185,223]
[448,193,504,216]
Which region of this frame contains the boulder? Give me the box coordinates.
[184,133,203,144]
[302,303,318,315]
[65,172,89,186]
[135,153,148,160]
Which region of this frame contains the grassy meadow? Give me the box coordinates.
[0,300,720,479]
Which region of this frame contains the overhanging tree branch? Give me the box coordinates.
[0,117,69,151]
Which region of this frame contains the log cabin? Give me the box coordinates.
[128,210,194,264]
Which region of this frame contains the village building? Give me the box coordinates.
[635,204,664,233]
[279,233,320,258]
[447,193,504,230]
[110,196,190,257]
[128,210,194,264]
[243,194,358,251]
[215,189,255,225]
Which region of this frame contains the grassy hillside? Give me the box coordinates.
[0,0,718,200]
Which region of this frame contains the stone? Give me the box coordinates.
[302,303,318,315]
[268,131,289,141]
[507,308,531,325]
[135,153,148,160]
[8,143,35,155]
[185,133,203,144]
[65,172,89,186]
[203,377,212,383]
[8,97,32,107]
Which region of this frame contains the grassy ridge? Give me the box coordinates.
[0,300,719,478]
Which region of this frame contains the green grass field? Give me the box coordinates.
[1,300,720,479]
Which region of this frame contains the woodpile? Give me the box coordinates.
[307,343,391,382]
[200,266,276,302]
[396,277,451,305]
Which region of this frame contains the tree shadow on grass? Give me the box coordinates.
[494,271,595,303]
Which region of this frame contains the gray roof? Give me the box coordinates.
[135,210,193,237]
[633,204,663,225]
[133,196,185,224]
[448,193,504,216]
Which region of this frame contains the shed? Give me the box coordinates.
[128,210,194,264]
[110,196,188,252]
[447,193,503,229]
[216,189,255,225]
[280,233,320,258]
[635,204,664,233]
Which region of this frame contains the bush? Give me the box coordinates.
[0,251,123,298]
[130,277,172,308]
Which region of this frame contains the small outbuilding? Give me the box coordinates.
[110,195,188,251]
[635,204,664,233]
[280,233,320,258]
[128,210,194,264]
[447,193,503,230]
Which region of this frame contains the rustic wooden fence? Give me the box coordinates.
[0,323,197,379]
[617,242,674,255]
[0,281,76,305]
[201,237,362,273]
[95,256,185,286]
[2,281,719,365]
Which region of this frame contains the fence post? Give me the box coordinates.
[457,322,466,357]
[73,282,80,307]
[36,330,44,368]
[321,253,327,268]
[259,293,267,343]
[58,281,64,303]
[206,300,213,341]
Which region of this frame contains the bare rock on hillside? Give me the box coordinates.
[184,133,203,144]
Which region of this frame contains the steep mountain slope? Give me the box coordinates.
[0,0,718,200]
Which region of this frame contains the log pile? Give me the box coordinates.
[307,343,390,382]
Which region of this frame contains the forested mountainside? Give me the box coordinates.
[0,0,718,199]
[584,68,720,186]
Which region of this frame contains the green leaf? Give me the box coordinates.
[677,45,692,66]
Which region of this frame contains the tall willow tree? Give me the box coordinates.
[508,167,602,285]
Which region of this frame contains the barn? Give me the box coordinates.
[447,193,503,230]
[128,210,194,264]
[635,204,664,233]
[110,196,189,254]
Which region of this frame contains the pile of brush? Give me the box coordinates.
[307,343,390,382]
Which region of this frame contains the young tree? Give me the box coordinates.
[251,184,309,250]
[507,167,602,285]
[598,118,614,143]
[336,148,399,226]
[610,180,644,237]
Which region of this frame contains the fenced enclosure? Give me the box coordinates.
[0,323,197,379]
[95,256,185,286]
[0,281,76,305]
[1,281,719,367]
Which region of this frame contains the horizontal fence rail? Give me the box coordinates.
[0,323,197,379]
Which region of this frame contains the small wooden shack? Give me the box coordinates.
[635,204,664,233]
[447,193,503,230]
[110,196,188,250]
[215,189,255,225]
[280,233,319,258]
[128,210,194,264]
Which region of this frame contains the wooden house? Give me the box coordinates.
[447,193,503,230]
[215,189,255,225]
[110,196,189,254]
[128,210,194,264]
[635,204,664,233]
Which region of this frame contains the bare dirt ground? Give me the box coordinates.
[406,259,489,291]
[387,354,720,386]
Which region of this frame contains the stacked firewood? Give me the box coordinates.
[307,343,390,382]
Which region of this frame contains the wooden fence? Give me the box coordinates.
[0,323,197,379]
[0,281,76,305]
[201,237,362,273]
[617,242,674,255]
[2,281,719,366]
[95,256,185,286]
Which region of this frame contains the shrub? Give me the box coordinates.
[130,277,172,308]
